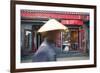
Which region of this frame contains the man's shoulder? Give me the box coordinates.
[36,44,49,53]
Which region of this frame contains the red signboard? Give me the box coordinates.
[21,12,89,20]
[61,20,83,25]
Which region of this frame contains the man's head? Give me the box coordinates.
[37,19,69,42]
[41,30,60,42]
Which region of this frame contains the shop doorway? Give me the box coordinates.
[62,27,79,51]
[70,30,79,51]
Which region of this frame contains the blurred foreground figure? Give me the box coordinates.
[32,19,68,62]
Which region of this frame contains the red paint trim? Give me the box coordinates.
[21,12,89,20]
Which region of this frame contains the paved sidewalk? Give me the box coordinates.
[57,56,89,61]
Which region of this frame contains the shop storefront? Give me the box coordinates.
[21,10,89,54]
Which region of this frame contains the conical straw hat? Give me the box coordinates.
[38,19,68,33]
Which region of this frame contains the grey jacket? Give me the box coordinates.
[32,39,61,62]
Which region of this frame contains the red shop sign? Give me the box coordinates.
[21,12,89,20]
[61,20,83,25]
